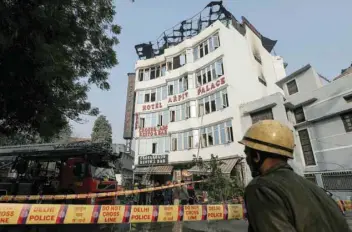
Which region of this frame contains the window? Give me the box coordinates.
[161,64,166,76]
[210,95,216,112]
[139,118,145,128]
[194,33,220,61]
[158,114,163,126]
[215,60,224,78]
[173,56,181,69]
[214,125,220,145]
[298,129,316,166]
[294,107,306,124]
[287,80,298,95]
[341,112,352,132]
[222,90,229,108]
[150,90,156,102]
[138,70,144,81]
[199,102,204,116]
[250,108,274,124]
[258,75,267,86]
[225,121,234,142]
[186,103,190,119]
[207,127,213,146]
[201,129,207,148]
[172,138,177,151]
[188,135,193,149]
[198,89,229,116]
[180,53,187,67]
[152,143,157,154]
[144,69,150,81]
[150,67,156,80]
[170,110,175,122]
[144,93,150,103]
[168,84,174,96]
[253,52,262,64]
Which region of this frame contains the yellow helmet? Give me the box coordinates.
[238,120,295,159]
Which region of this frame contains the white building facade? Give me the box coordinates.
[131,2,287,184]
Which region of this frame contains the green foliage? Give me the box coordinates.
[91,115,112,144]
[192,154,245,203]
[0,0,120,138]
[0,125,73,146]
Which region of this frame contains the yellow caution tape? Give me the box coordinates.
[0,203,245,224]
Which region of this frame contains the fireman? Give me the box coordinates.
[239,120,350,232]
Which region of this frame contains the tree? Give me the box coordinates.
[192,154,245,203]
[0,0,120,139]
[91,115,112,144]
[0,125,73,146]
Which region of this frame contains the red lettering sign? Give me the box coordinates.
[139,125,168,137]
[142,102,163,111]
[168,92,188,104]
[197,76,226,96]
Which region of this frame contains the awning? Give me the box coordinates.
[188,157,242,175]
[134,165,173,175]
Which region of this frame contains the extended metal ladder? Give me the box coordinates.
[142,162,154,186]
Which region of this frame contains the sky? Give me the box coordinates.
[70,0,352,144]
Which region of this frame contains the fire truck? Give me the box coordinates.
[0,141,122,205]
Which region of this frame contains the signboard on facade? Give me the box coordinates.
[197,76,226,96]
[138,155,168,165]
[139,125,168,137]
[123,73,136,139]
[168,92,188,104]
[142,102,163,111]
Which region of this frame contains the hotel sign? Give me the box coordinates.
[138,155,168,165]
[123,73,136,139]
[139,125,168,137]
[142,102,163,111]
[197,76,226,96]
[168,92,188,103]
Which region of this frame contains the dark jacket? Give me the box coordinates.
[244,163,351,232]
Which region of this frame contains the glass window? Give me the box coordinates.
[168,84,174,96]
[197,72,202,87]
[144,69,150,81]
[215,60,224,77]
[161,64,166,76]
[150,67,156,80]
[138,69,144,81]
[150,90,156,102]
[215,91,222,111]
[183,132,188,150]
[211,64,217,80]
[210,94,216,112]
[214,125,220,145]
[219,123,226,144]
[178,133,182,151]
[144,92,150,103]
[205,97,210,114]
[222,90,229,108]
[207,127,213,146]
[162,86,167,100]
[201,128,207,148]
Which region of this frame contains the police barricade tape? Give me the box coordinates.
[0,203,245,225]
[0,180,205,202]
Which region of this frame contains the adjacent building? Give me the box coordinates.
[128,1,288,185]
[240,63,352,198]
[278,64,352,198]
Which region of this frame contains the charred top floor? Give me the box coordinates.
[135,1,277,60]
